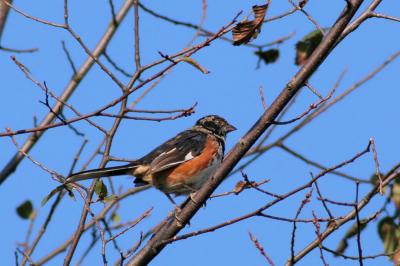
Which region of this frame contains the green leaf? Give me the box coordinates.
[255,49,280,65]
[370,172,385,185]
[335,219,368,255]
[369,172,387,194]
[391,182,400,210]
[111,212,121,223]
[370,173,378,185]
[335,239,348,255]
[95,180,108,200]
[378,216,399,255]
[103,194,118,202]
[16,200,34,220]
[65,184,76,201]
[295,28,329,65]
[41,185,63,206]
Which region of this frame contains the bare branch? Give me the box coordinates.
[61,40,77,76]
[370,12,400,22]
[370,138,383,194]
[311,211,329,266]
[290,189,313,264]
[287,0,326,35]
[277,143,367,183]
[133,0,141,70]
[6,128,63,181]
[259,86,268,110]
[248,232,275,266]
[354,182,364,266]
[0,45,38,53]
[127,3,367,264]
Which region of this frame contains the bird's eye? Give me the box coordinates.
[203,121,217,131]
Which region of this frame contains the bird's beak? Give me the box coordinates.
[225,124,237,133]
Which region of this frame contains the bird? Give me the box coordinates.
[66,115,236,205]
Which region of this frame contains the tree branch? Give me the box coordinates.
[127,2,365,264]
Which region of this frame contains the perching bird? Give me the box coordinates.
[66,115,236,205]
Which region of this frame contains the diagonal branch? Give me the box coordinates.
[127,1,365,265]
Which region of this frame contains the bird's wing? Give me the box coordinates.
[140,130,207,174]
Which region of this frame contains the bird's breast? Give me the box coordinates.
[154,136,223,195]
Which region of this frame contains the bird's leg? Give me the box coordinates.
[183,185,207,208]
[190,192,207,208]
[188,192,199,205]
[164,192,180,209]
[183,184,197,193]
[182,184,199,204]
[163,192,186,226]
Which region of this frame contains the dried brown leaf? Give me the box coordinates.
[178,57,210,74]
[232,4,269,46]
[234,181,247,194]
[233,180,257,194]
[299,0,308,8]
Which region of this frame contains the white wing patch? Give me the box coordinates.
[184,151,194,160]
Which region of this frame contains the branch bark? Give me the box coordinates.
[127,1,365,265]
[0,0,11,41]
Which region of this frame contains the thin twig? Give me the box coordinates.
[272,83,336,125]
[61,40,77,75]
[0,45,38,53]
[311,211,328,266]
[106,208,152,243]
[2,0,66,28]
[248,232,275,266]
[38,82,67,124]
[287,0,326,35]
[290,189,313,264]
[108,0,117,25]
[259,86,268,110]
[314,180,334,220]
[304,81,323,99]
[11,56,106,134]
[354,182,364,266]
[133,0,141,70]
[6,129,63,181]
[277,143,366,183]
[103,51,133,78]
[370,138,383,194]
[370,12,400,23]
[258,212,345,223]
[322,245,400,260]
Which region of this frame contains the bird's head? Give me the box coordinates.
[194,115,236,137]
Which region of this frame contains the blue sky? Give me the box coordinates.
[1,0,400,265]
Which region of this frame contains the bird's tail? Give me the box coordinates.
[66,163,138,183]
